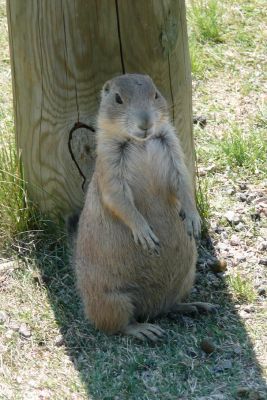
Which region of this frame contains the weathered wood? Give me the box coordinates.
[7,0,194,216]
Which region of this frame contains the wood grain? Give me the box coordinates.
[7,0,194,216]
[117,0,194,182]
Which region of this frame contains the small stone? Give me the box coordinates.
[235,253,246,263]
[235,222,244,231]
[230,235,241,246]
[251,212,261,222]
[193,115,207,128]
[258,287,266,297]
[247,193,257,202]
[214,225,224,234]
[28,379,37,387]
[54,334,64,347]
[258,241,267,251]
[18,323,32,338]
[225,211,241,225]
[233,345,242,355]
[238,193,247,202]
[0,344,8,354]
[198,164,216,176]
[243,305,255,313]
[236,387,265,399]
[9,321,20,331]
[259,259,267,266]
[239,183,247,191]
[5,329,14,339]
[209,259,227,273]
[200,339,216,354]
[227,188,235,196]
[0,260,16,273]
[198,168,207,177]
[0,311,7,324]
[239,310,251,319]
[214,359,233,372]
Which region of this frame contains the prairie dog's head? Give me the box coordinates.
[98,74,169,141]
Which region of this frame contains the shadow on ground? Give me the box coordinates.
[34,231,266,400]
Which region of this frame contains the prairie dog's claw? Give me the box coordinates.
[183,211,201,240]
[179,209,186,220]
[132,223,160,255]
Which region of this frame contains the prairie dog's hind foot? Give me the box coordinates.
[169,302,219,316]
[122,323,166,342]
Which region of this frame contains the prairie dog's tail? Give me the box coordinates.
[66,212,80,241]
[65,212,80,269]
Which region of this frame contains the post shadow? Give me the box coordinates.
[33,228,266,400]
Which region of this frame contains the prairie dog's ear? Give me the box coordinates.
[102,80,111,97]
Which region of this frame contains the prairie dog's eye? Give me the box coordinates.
[115,93,123,104]
[155,92,159,99]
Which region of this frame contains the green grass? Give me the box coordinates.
[1,0,267,398]
[188,0,224,43]
[196,177,211,236]
[0,142,37,250]
[227,274,257,304]
[219,126,267,173]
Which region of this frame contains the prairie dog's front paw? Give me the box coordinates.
[132,222,160,255]
[183,211,201,239]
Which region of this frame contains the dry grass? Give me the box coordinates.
[0,0,266,399]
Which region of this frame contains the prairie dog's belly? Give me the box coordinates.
[125,138,172,203]
[79,176,195,286]
[77,139,196,316]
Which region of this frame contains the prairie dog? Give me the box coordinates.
[75,74,215,341]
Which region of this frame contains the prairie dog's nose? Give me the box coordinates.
[138,111,153,131]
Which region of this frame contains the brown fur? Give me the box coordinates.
[75,74,205,340]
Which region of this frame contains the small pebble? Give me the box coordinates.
[235,253,246,263]
[239,310,251,319]
[259,259,267,266]
[214,359,233,372]
[5,329,14,339]
[214,226,225,234]
[243,305,255,313]
[225,211,241,225]
[0,311,7,324]
[18,323,32,338]
[258,241,267,251]
[193,115,207,128]
[227,188,235,196]
[251,212,261,222]
[239,183,247,191]
[257,287,266,297]
[200,339,216,354]
[233,345,242,355]
[235,222,245,231]
[238,193,247,202]
[247,193,257,202]
[54,334,64,347]
[9,321,20,331]
[230,235,241,246]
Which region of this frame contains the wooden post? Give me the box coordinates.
[7,0,194,216]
